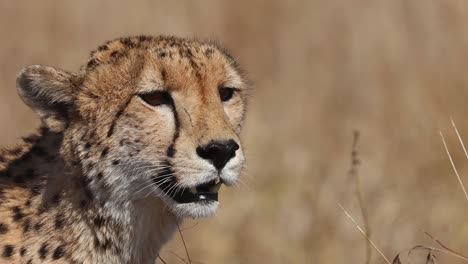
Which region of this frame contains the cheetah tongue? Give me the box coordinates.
[189,187,198,194]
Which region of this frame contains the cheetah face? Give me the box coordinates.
[116,64,248,218]
[16,36,249,218]
[127,82,246,218]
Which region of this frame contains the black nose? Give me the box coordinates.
[196,140,240,171]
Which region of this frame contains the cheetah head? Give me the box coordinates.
[16,36,249,218]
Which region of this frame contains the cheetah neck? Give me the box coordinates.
[1,128,179,264]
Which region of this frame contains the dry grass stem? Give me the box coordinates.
[180,222,199,232]
[393,245,468,263]
[338,203,391,264]
[439,131,468,202]
[176,220,193,264]
[423,231,468,261]
[348,131,372,264]
[392,246,437,264]
[451,118,468,160]
[157,255,169,264]
[164,251,189,264]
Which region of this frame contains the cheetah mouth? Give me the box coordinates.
[155,174,222,204]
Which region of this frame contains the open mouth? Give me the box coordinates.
[155,167,222,204]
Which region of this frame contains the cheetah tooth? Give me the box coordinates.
[210,182,222,193]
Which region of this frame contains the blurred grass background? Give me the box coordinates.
[1,0,468,263]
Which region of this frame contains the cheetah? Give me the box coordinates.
[0,35,249,264]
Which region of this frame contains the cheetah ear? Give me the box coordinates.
[16,65,79,132]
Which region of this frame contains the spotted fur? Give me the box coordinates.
[0,36,249,264]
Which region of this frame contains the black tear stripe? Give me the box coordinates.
[166,104,180,158]
[107,96,133,137]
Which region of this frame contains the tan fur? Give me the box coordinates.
[0,36,248,264]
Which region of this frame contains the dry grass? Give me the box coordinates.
[2,1,468,263]
[338,203,391,264]
[341,125,468,263]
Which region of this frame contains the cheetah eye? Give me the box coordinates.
[219,87,237,102]
[138,91,172,107]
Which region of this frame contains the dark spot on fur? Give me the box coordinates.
[52,245,64,260]
[23,218,31,233]
[205,48,214,56]
[98,45,109,51]
[2,245,14,258]
[86,162,93,171]
[93,215,105,228]
[94,238,111,251]
[20,246,27,256]
[25,199,31,207]
[97,172,103,180]
[159,51,167,58]
[110,51,120,58]
[34,222,43,231]
[55,213,64,229]
[85,143,91,149]
[38,243,48,259]
[27,259,32,264]
[187,48,194,59]
[9,147,22,156]
[0,223,8,234]
[12,206,25,221]
[37,204,48,215]
[87,59,97,68]
[120,38,136,48]
[101,148,109,157]
[112,160,120,165]
[138,35,150,42]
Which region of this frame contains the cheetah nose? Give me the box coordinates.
[196,140,239,171]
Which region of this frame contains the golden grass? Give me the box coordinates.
[338,203,391,264]
[341,123,468,263]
